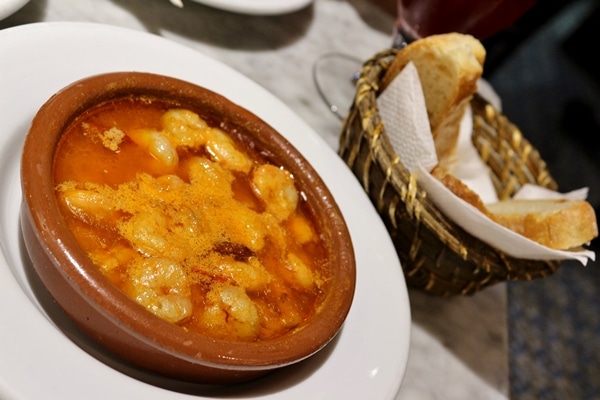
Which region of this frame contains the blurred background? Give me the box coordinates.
[483,0,600,398]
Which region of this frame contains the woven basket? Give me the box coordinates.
[339,48,560,296]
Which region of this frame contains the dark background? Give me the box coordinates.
[485,0,600,398]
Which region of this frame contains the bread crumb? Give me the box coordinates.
[100,127,125,152]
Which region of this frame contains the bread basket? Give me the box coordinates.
[339,48,560,296]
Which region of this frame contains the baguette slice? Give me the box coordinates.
[487,199,598,250]
[381,33,486,168]
[432,168,598,250]
[430,166,491,216]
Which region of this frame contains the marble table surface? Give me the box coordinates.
[0,1,509,398]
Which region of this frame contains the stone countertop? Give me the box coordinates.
[0,1,509,398]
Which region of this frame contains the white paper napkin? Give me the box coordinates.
[378,62,595,265]
[378,62,437,173]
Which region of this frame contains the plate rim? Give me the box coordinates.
[0,21,410,400]
[187,0,313,16]
[0,0,29,20]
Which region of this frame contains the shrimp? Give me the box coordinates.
[133,173,189,206]
[88,244,137,274]
[205,128,253,173]
[151,174,187,193]
[56,182,117,225]
[224,205,271,252]
[119,211,170,257]
[201,285,259,340]
[161,109,208,148]
[212,254,272,292]
[125,257,192,324]
[162,109,252,173]
[286,253,318,290]
[186,156,234,195]
[127,128,179,168]
[288,214,316,244]
[251,164,298,221]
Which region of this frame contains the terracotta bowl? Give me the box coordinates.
[20,72,356,385]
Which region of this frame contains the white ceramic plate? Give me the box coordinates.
[187,0,312,15]
[0,22,410,400]
[0,0,28,20]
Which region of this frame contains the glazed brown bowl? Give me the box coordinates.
[20,72,355,385]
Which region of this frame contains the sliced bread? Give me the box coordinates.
[381,33,486,168]
[487,199,598,250]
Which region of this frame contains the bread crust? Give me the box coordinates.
[385,33,598,251]
[487,199,598,250]
[430,166,490,216]
[381,33,485,169]
[435,168,599,250]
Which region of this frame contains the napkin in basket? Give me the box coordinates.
[377,62,595,265]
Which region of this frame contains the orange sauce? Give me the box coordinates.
[53,97,329,342]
